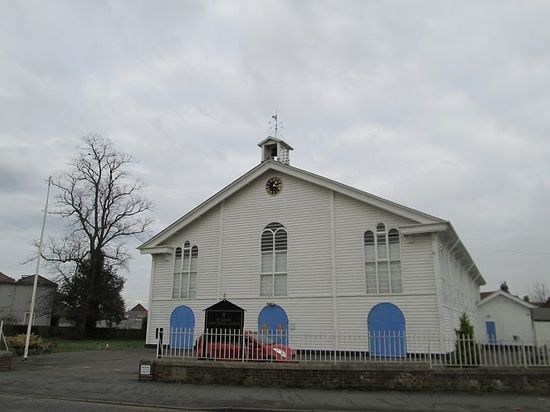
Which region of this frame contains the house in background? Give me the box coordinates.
[96,303,148,329]
[127,303,148,321]
[0,272,57,326]
[123,303,148,329]
[139,136,485,354]
[531,308,550,345]
[475,289,536,344]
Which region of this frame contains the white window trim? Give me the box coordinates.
[364,223,403,295]
[172,242,198,299]
[260,224,288,297]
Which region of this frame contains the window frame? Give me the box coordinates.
[364,223,403,294]
[260,222,288,297]
[172,242,198,299]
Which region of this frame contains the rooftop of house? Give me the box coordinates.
[480,291,496,300]
[0,272,16,284]
[16,274,58,288]
[531,307,550,321]
[128,303,148,313]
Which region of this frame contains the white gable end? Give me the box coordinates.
[139,160,444,253]
[141,138,485,347]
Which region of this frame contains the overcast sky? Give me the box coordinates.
[1,1,549,309]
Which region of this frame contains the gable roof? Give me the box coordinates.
[204,299,246,313]
[0,272,15,284]
[480,291,496,300]
[16,274,58,288]
[257,136,294,150]
[139,160,445,251]
[138,159,484,285]
[128,303,148,313]
[478,290,536,309]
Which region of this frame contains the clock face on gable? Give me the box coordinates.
[265,176,283,195]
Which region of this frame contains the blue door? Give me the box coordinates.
[258,304,289,345]
[486,321,497,344]
[170,306,195,349]
[367,303,406,357]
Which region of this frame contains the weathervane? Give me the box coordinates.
[268,110,283,137]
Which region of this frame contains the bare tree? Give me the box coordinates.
[529,281,550,307]
[43,134,152,336]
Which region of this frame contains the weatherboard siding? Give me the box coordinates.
[145,168,469,346]
[475,295,535,343]
[165,206,221,298]
[436,238,480,339]
[333,193,418,296]
[220,171,333,298]
[534,322,550,344]
[150,254,173,300]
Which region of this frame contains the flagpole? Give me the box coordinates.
[23,176,52,360]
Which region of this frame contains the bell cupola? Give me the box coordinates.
[258,137,293,165]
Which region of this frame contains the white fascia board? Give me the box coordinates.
[139,160,445,249]
[399,223,448,235]
[398,222,487,287]
[257,137,294,150]
[140,246,173,255]
[478,290,536,309]
[444,222,486,286]
[269,162,445,225]
[138,162,268,249]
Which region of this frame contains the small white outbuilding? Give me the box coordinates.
[475,290,536,344]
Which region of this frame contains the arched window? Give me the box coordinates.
[364,224,402,294]
[173,242,198,299]
[260,222,287,296]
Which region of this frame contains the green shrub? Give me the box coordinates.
[5,334,57,356]
[454,312,479,365]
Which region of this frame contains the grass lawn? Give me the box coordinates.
[52,339,145,352]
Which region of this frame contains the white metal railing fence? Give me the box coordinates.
[156,328,550,368]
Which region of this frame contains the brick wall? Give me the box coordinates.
[144,359,550,394]
[0,351,13,371]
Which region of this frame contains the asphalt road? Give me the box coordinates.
[0,349,548,411]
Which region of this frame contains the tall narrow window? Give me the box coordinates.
[189,246,198,298]
[261,222,287,296]
[173,242,198,299]
[388,229,402,293]
[364,231,377,293]
[172,247,182,298]
[364,224,402,294]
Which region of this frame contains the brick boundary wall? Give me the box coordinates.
[141,358,550,394]
[0,351,13,371]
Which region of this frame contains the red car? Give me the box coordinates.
[196,330,294,361]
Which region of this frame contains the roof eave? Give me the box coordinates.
[139,161,449,250]
[478,290,535,308]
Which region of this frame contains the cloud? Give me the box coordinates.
[1,0,549,304]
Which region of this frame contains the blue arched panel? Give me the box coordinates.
[258,304,289,345]
[170,305,195,349]
[367,303,406,357]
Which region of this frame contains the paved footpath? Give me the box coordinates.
[0,349,548,411]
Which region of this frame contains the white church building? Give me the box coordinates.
[139,137,485,354]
